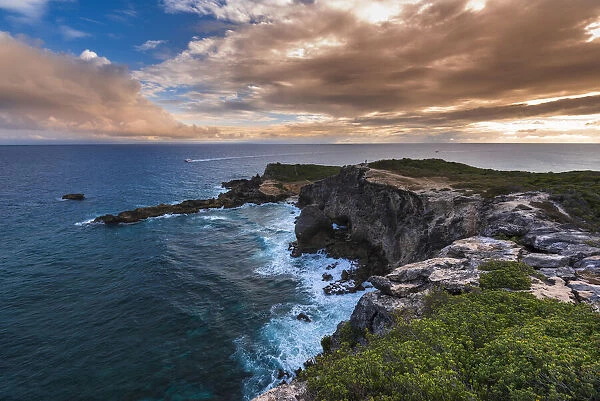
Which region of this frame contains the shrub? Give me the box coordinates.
[304,291,600,401]
[262,163,341,182]
[321,335,332,354]
[478,260,535,290]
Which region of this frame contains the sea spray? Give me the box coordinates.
[232,202,373,400]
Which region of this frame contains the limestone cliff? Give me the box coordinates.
[253,163,600,401]
[296,165,483,270]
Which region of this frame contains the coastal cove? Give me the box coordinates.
[2,144,600,401]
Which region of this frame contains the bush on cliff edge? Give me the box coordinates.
[478,260,536,290]
[304,291,600,401]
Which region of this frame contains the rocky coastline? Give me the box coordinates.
[91,160,600,400]
[253,162,600,401]
[94,174,293,224]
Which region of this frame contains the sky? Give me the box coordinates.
[1,0,600,143]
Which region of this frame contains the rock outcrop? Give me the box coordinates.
[252,163,600,401]
[252,382,308,401]
[294,205,333,252]
[95,174,291,224]
[341,233,599,342]
[293,163,600,349]
[296,165,483,268]
[295,165,600,276]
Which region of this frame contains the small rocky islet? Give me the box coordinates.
[93,159,600,400]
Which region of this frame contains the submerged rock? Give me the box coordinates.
[323,280,360,295]
[62,193,85,200]
[296,312,311,323]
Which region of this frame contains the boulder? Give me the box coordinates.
[537,267,577,280]
[438,236,521,267]
[368,276,393,294]
[387,257,468,283]
[251,382,308,401]
[62,193,85,200]
[574,255,600,274]
[524,229,600,260]
[567,281,600,311]
[348,291,425,336]
[529,277,575,303]
[522,253,570,269]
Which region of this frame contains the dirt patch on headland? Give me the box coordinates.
[365,168,452,192]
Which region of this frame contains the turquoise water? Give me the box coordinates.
[2,143,600,401]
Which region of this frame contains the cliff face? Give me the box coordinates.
[297,165,483,267]
[253,164,600,401]
[294,164,600,342]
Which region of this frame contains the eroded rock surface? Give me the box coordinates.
[251,382,308,401]
[297,165,483,269]
[294,205,333,252]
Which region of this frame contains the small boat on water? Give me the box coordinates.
[184,159,193,163]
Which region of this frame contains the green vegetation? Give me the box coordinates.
[304,290,600,401]
[368,158,600,229]
[263,163,341,183]
[478,260,535,290]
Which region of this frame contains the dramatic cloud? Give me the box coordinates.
[139,0,600,142]
[0,32,218,140]
[2,0,600,142]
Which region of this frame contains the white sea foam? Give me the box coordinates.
[153,213,178,220]
[233,203,373,400]
[74,218,96,226]
[199,214,229,221]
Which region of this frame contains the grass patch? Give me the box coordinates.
[263,163,341,183]
[368,158,600,230]
[303,290,600,401]
[478,260,535,290]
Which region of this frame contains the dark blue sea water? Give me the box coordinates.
[2,143,600,401]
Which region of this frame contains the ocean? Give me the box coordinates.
[2,143,600,401]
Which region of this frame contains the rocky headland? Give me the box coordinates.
[92,158,600,399]
[253,160,600,401]
[93,163,340,224]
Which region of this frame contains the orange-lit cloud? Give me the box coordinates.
[0,32,219,141]
[138,0,600,142]
[2,0,600,142]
